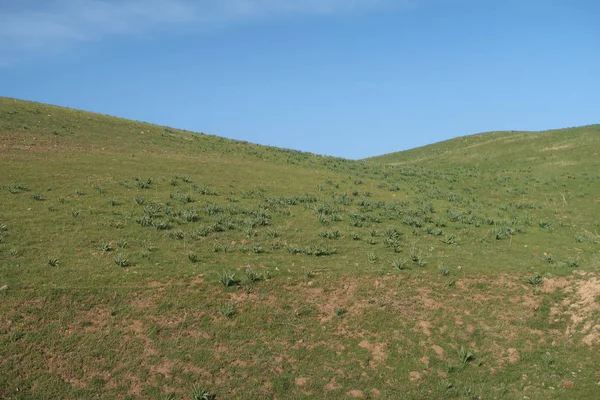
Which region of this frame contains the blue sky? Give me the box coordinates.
[1,0,598,159]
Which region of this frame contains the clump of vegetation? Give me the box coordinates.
[188,251,199,263]
[3,98,600,399]
[525,272,542,286]
[457,346,475,365]
[114,255,130,267]
[218,271,240,287]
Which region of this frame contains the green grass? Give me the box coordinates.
[1,97,600,399]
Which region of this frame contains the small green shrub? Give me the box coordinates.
[191,386,216,400]
[218,271,240,287]
[391,258,409,270]
[114,255,130,267]
[219,303,236,318]
[30,193,45,201]
[524,272,542,286]
[565,258,579,268]
[245,267,262,282]
[457,346,475,365]
[367,252,379,263]
[213,243,231,253]
[441,234,457,245]
[541,353,554,366]
[99,240,112,252]
[167,230,184,240]
[439,264,450,276]
[538,220,552,229]
[8,184,28,193]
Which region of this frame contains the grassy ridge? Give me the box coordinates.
[368,125,600,169]
[1,97,600,399]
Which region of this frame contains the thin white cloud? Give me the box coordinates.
[0,0,414,63]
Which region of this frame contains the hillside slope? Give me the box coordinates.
[368,125,600,170]
[1,98,600,399]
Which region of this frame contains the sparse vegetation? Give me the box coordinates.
[1,98,600,399]
[218,271,239,287]
[114,255,130,267]
[525,272,543,286]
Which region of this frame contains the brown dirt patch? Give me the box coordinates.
[541,276,571,293]
[325,378,342,391]
[150,357,174,377]
[347,389,365,398]
[126,320,158,356]
[66,305,110,334]
[408,371,421,382]
[416,287,442,309]
[432,344,445,358]
[358,340,387,368]
[416,320,432,336]
[504,348,520,364]
[295,377,309,386]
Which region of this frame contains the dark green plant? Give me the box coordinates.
[99,240,112,252]
[245,267,262,282]
[541,353,554,366]
[167,230,184,240]
[391,258,409,270]
[525,272,542,286]
[191,386,216,400]
[441,234,457,245]
[218,271,240,287]
[538,220,552,229]
[367,252,379,263]
[457,346,475,365]
[219,303,236,318]
[439,264,450,276]
[565,258,579,268]
[8,184,28,193]
[114,255,130,267]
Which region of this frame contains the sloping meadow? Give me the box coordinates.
[1,98,599,398]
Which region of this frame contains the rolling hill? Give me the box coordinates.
[1,97,599,399]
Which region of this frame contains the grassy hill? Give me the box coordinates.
[1,97,599,399]
[368,125,600,169]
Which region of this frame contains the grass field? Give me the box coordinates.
[1,97,599,399]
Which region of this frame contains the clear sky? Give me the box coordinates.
[1,0,598,159]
